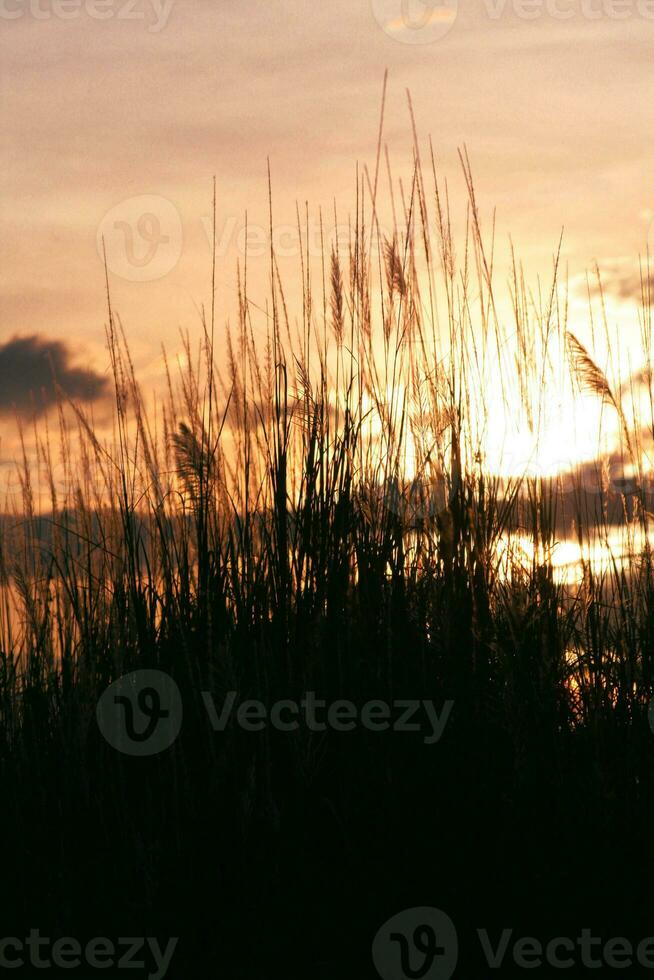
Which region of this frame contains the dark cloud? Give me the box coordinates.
[0,334,108,415]
[584,261,654,305]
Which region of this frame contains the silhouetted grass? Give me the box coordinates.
[1,149,654,977]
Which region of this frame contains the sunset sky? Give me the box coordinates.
[1,0,653,440]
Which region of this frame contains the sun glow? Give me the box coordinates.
[481,386,621,478]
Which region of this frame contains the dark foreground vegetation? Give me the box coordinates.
[2,153,654,977]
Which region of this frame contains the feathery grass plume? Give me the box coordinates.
[566,331,614,404]
[566,331,636,463]
[329,246,344,346]
[292,356,319,435]
[384,235,407,300]
[172,420,213,508]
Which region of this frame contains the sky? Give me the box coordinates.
[1,0,653,457]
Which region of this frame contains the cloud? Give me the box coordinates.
[583,259,654,305]
[0,334,108,415]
